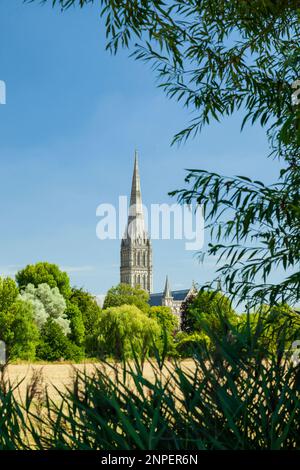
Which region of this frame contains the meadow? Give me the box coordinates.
[5,360,194,404]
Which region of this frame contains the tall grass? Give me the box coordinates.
[0,364,31,449]
[1,319,300,449]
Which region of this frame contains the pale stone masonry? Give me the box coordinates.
[120,152,153,293]
[120,152,197,320]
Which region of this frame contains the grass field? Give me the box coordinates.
[5,360,195,404]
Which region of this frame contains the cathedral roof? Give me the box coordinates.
[149,289,191,306]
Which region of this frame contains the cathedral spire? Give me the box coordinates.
[120,151,153,293]
[127,150,145,239]
[130,150,142,210]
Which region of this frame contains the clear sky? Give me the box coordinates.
[0,1,283,299]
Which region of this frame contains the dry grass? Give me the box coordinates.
[6,360,196,404]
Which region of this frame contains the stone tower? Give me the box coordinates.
[120,152,153,292]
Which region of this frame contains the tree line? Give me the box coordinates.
[1,261,299,363]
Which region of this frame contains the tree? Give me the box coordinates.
[96,304,160,360]
[180,292,198,333]
[0,276,39,360]
[20,283,70,335]
[27,1,300,307]
[65,301,85,347]
[69,288,102,335]
[0,299,39,361]
[186,290,236,337]
[148,306,178,333]
[69,288,102,356]
[148,306,178,353]
[176,331,211,358]
[103,283,149,312]
[36,318,84,362]
[0,277,19,311]
[238,304,300,355]
[16,262,71,299]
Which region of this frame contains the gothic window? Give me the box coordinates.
[143,252,146,266]
[137,252,141,266]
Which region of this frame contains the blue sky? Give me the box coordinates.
[0,1,283,298]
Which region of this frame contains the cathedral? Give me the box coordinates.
[120,152,197,319]
[120,152,153,292]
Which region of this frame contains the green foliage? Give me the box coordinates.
[69,288,102,356]
[69,288,101,335]
[148,306,178,353]
[16,262,71,299]
[20,283,70,334]
[65,301,85,347]
[103,283,149,312]
[148,306,178,333]
[237,305,300,355]
[36,318,84,362]
[96,304,160,360]
[175,331,210,358]
[30,0,300,149]
[0,300,39,361]
[180,291,198,333]
[0,277,19,311]
[184,289,236,336]
[173,170,300,307]
[0,277,39,361]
